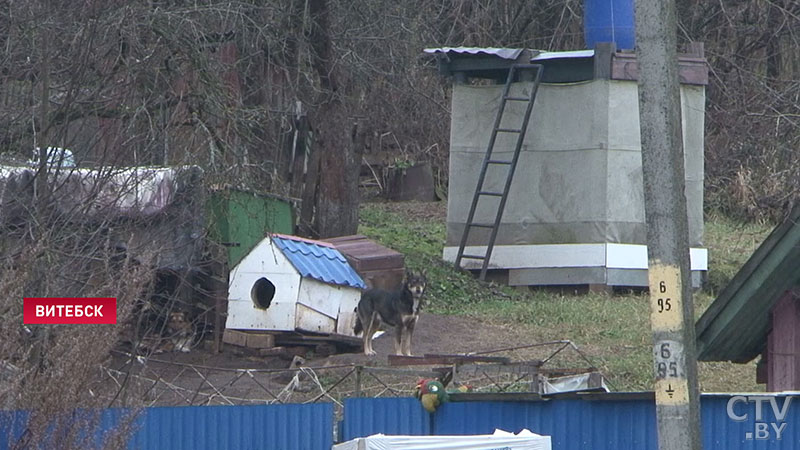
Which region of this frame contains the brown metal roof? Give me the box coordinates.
[323,235,404,272]
[322,235,406,290]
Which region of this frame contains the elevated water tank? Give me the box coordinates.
[584,0,635,50]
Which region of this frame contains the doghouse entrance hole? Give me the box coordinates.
[251,277,276,310]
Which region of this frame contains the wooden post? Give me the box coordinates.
[355,365,362,397]
[635,0,702,448]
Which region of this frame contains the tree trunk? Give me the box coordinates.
[313,111,365,238]
[306,0,363,238]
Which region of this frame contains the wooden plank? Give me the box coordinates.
[222,329,249,347]
[361,366,443,378]
[593,42,615,79]
[448,392,543,402]
[246,333,275,349]
[347,250,404,262]
[388,354,512,366]
[544,391,654,401]
[538,367,597,376]
[447,362,541,377]
[222,329,275,348]
[423,354,513,364]
[610,52,708,85]
[275,330,362,348]
[685,42,704,58]
[324,235,368,244]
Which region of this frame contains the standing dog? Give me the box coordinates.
[354,270,427,356]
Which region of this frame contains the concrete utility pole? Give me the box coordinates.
[634,0,702,448]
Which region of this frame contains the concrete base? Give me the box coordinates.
[507,267,704,289]
[444,243,707,288]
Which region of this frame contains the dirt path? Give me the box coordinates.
[319,313,529,367]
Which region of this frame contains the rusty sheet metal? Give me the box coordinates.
[423,47,524,60]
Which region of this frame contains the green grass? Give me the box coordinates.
[359,206,491,311]
[702,211,776,295]
[358,202,774,392]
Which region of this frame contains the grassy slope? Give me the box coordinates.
[358,202,773,392]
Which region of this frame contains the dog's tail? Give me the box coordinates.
[353,311,363,335]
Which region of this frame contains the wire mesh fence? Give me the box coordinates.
[96,339,606,421]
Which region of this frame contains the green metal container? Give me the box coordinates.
[207,188,296,267]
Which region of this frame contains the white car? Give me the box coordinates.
[30,147,75,168]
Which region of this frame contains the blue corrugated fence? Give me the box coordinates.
[342,397,430,442]
[344,394,800,450]
[434,398,657,448]
[5,394,800,449]
[1,403,333,450]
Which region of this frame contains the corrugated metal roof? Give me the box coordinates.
[271,234,367,289]
[423,47,524,60]
[531,49,595,61]
[696,204,800,362]
[423,47,595,62]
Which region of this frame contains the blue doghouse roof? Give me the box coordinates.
[271,234,367,289]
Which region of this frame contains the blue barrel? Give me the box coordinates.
[584,0,635,50]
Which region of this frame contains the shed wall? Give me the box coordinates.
[207,190,294,268]
[446,79,704,248]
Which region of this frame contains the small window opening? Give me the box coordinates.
[251,277,276,310]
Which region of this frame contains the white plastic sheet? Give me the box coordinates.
[333,429,551,450]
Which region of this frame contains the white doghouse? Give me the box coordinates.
[226,234,367,336]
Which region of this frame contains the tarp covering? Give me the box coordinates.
[334,429,552,450]
[55,167,179,217]
[446,79,704,247]
[0,164,205,270]
[0,165,197,219]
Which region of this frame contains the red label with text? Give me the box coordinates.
[23,298,117,324]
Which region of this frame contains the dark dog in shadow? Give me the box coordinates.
[354,270,427,356]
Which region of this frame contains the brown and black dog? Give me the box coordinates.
[353,270,427,356]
